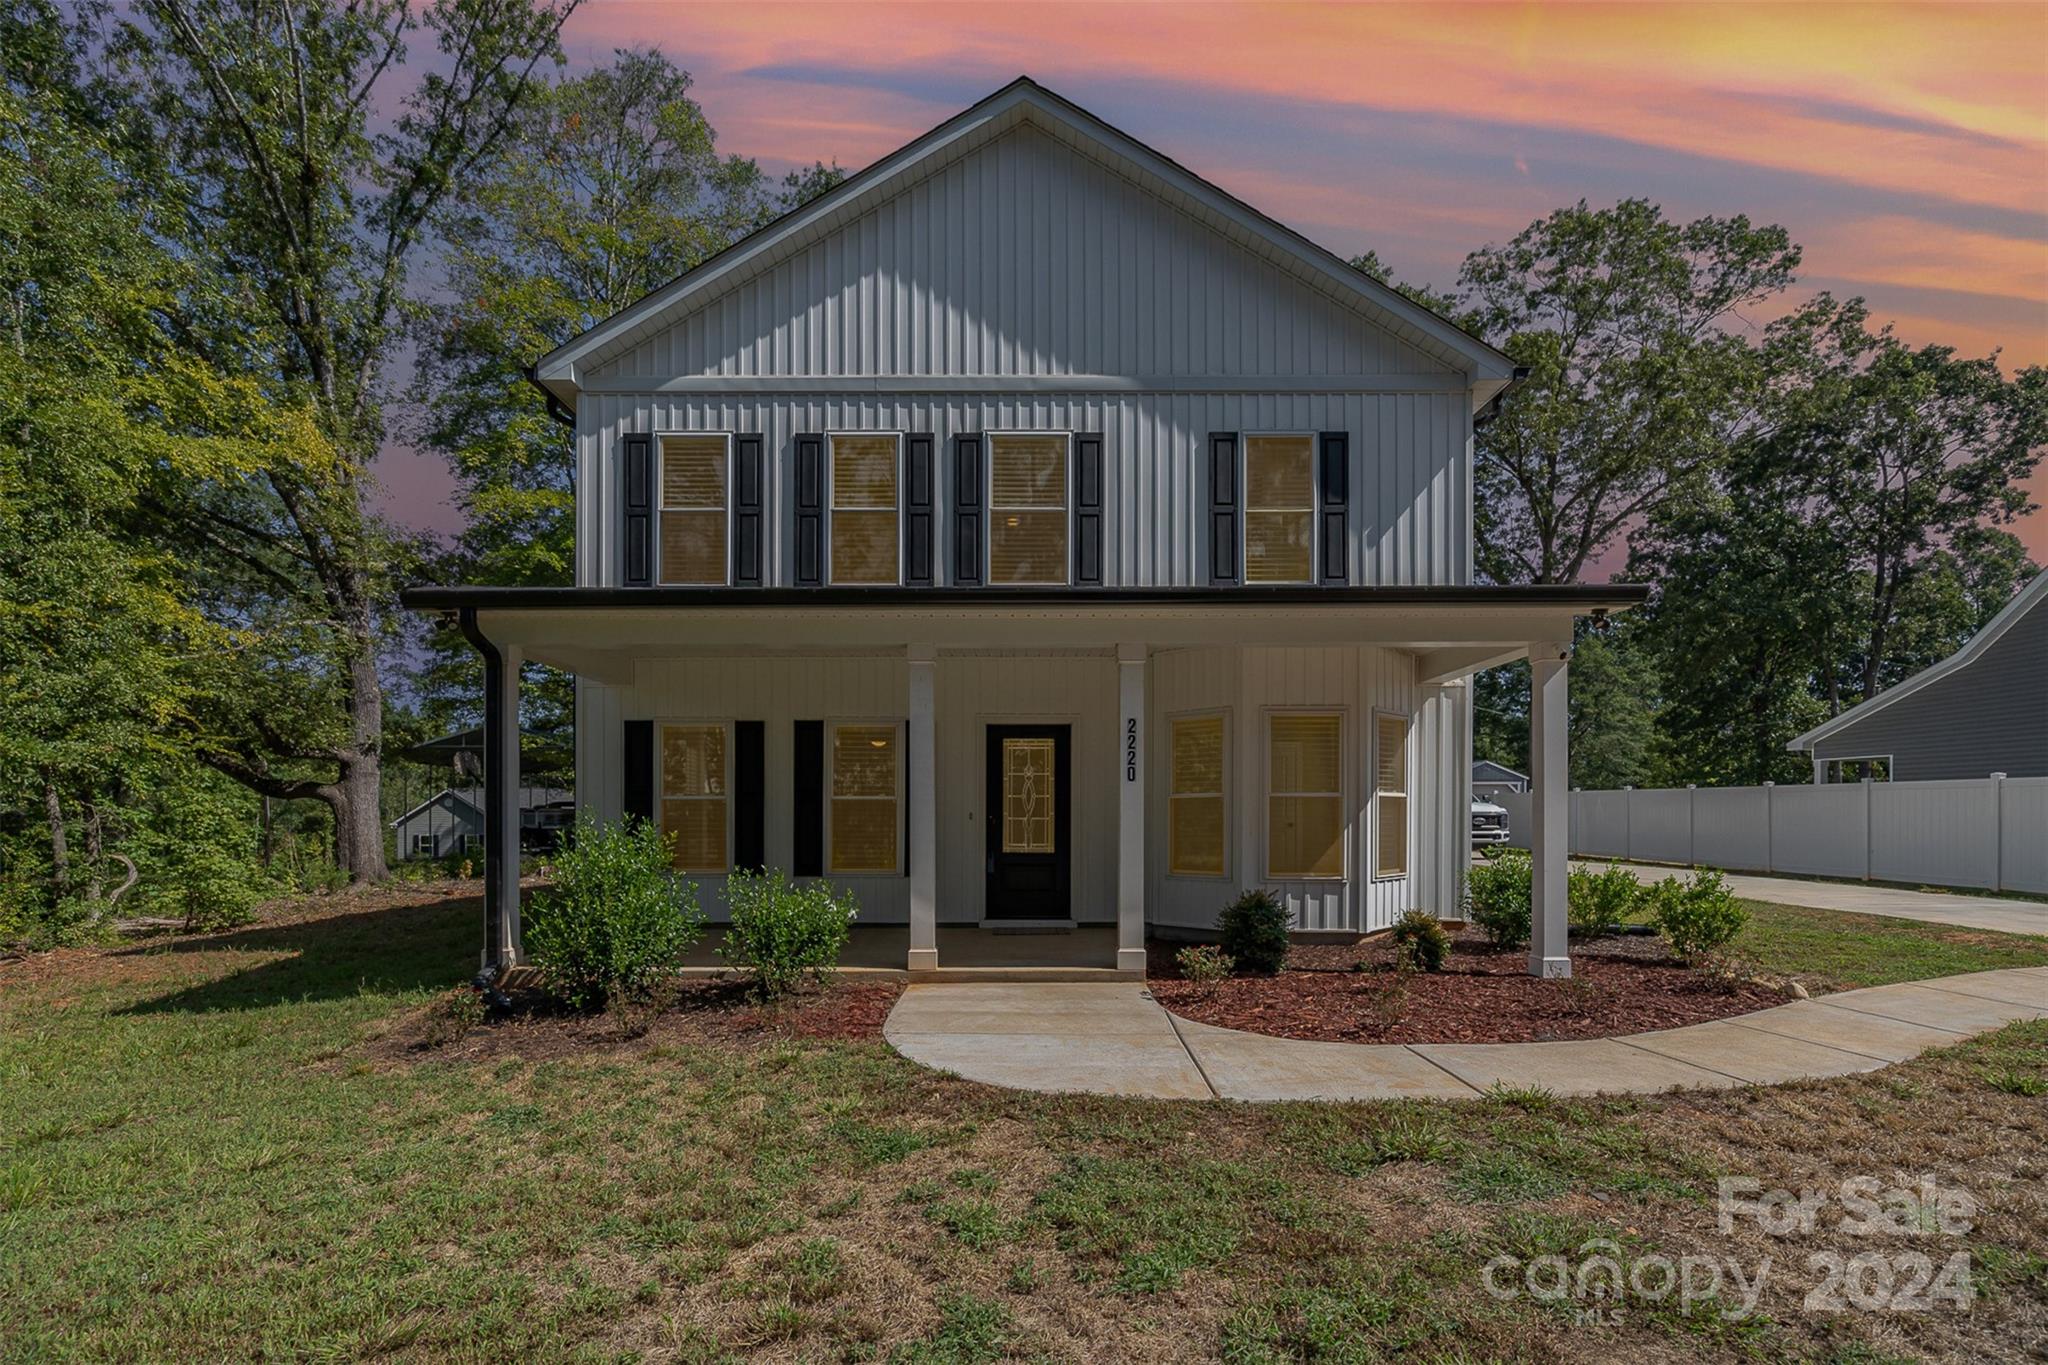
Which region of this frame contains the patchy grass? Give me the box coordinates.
[1,884,2044,1361]
[1732,898,2048,990]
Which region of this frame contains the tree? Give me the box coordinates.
[1457,200,1801,584]
[408,47,841,739]
[106,0,577,881]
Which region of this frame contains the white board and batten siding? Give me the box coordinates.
[572,123,1475,591]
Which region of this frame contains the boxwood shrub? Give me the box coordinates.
[1218,889,1290,974]
[524,816,704,1009]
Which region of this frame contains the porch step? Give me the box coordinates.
[983,920,1078,935]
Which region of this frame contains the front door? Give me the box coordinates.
[984,724,1072,921]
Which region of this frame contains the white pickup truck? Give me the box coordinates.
[1470,796,1511,846]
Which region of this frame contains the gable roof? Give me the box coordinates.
[1788,571,2048,753]
[1473,760,1528,782]
[390,788,483,829]
[533,76,1516,410]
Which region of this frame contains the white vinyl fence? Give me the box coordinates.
[1497,775,2048,895]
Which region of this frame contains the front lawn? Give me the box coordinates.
[3,885,2045,1361]
[1730,898,2048,990]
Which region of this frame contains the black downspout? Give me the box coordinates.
[522,363,577,429]
[457,607,513,1008]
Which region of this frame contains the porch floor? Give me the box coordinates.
[678,923,1129,981]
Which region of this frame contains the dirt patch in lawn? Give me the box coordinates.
[364,975,905,1067]
[1148,928,1786,1044]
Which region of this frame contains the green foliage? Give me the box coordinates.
[1175,944,1234,989]
[128,772,270,932]
[1647,871,1748,961]
[720,869,859,999]
[1567,862,1645,937]
[524,817,703,1009]
[1466,850,1533,949]
[1390,909,1450,972]
[1217,889,1290,974]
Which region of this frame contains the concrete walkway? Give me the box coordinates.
[1575,861,2047,937]
[882,967,2048,1101]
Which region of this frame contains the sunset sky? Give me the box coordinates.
[380,0,2048,560]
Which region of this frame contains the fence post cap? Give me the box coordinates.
[1687,783,1697,790]
[1990,771,2007,780]
[1764,781,1774,787]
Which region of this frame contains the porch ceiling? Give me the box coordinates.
[402,585,1648,685]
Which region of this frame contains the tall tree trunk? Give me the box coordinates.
[85,804,104,904]
[341,601,389,883]
[43,780,67,898]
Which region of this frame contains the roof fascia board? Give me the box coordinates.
[1788,572,2047,751]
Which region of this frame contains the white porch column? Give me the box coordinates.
[496,644,524,965]
[1414,678,1471,920]
[1528,640,1571,979]
[1116,643,1148,973]
[907,644,939,972]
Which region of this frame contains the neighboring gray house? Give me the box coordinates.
[1790,572,2048,782]
[403,78,1646,981]
[1472,760,1528,801]
[392,787,573,860]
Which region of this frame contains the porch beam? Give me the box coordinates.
[1415,645,1528,687]
[907,644,938,971]
[1528,640,1571,978]
[1116,643,1147,973]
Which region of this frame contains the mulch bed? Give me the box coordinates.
[369,976,904,1065]
[1147,927,1786,1044]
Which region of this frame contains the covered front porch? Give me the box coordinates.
[404,585,1646,982]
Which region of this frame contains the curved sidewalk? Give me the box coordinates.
[881,968,2048,1101]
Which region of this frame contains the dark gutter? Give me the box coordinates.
[403,583,1651,612]
[522,363,576,428]
[456,607,512,1001]
[1473,365,1531,430]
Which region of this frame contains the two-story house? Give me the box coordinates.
[403,78,1645,981]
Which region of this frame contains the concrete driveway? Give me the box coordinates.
[1581,861,2048,937]
[883,968,2048,1101]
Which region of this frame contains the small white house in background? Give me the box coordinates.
[1472,759,1529,802]
[1790,571,2047,783]
[404,78,1645,979]
[390,787,573,860]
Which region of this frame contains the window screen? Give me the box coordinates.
[988,434,1068,584]
[1170,714,1226,876]
[830,434,900,585]
[1375,712,1409,878]
[659,435,728,585]
[660,723,729,872]
[1245,434,1314,583]
[830,723,900,873]
[1268,713,1343,878]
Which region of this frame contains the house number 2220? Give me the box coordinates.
[1125,719,1138,781]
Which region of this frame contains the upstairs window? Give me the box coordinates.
[988,433,1069,584]
[830,434,900,585]
[1374,712,1409,879]
[1268,713,1343,879]
[1169,714,1227,877]
[659,434,729,585]
[828,722,902,874]
[661,722,729,872]
[1244,434,1314,583]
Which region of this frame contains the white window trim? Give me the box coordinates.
[653,431,734,587]
[1167,708,1231,881]
[655,718,735,874]
[825,717,906,877]
[1372,708,1411,882]
[1263,706,1347,882]
[1241,431,1317,586]
[985,431,1072,587]
[462,833,484,855]
[1821,754,1894,782]
[826,431,904,586]
[410,833,435,858]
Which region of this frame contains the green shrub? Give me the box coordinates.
[524,816,703,1009]
[721,868,859,998]
[1466,849,1532,949]
[1217,889,1290,974]
[1389,908,1450,972]
[1567,862,1643,937]
[1175,943,1233,990]
[1648,870,1748,961]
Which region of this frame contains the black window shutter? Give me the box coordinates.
[904,433,935,586]
[1318,431,1349,585]
[1208,432,1239,585]
[734,720,765,870]
[622,433,654,587]
[733,434,764,586]
[952,433,983,586]
[622,720,653,824]
[1073,432,1104,586]
[794,434,824,586]
[793,720,823,876]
